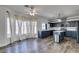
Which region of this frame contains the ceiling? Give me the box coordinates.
[1,5,79,19]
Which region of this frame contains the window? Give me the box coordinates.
[32,21,37,34]
[34,22,37,34]
[15,20,31,35]
[42,23,46,30]
[15,20,19,35]
[24,21,27,34]
[21,21,27,35]
[26,21,30,34]
[7,17,11,38]
[21,21,24,35]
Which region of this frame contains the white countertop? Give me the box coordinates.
[40,27,77,31]
[47,27,77,31]
[54,31,65,32]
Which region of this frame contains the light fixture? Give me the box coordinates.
[24,5,38,16]
[57,19,62,22]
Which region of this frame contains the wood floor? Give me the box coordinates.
[0,36,79,53]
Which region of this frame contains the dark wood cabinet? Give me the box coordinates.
[49,21,78,27]
[77,21,79,43]
[38,30,52,38]
[65,31,77,39]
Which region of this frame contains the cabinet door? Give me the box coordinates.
[73,31,77,39]
[68,31,71,37]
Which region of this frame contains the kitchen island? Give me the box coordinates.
[53,31,65,43]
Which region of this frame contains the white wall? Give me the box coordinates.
[0,7,11,47]
[0,7,26,47]
[37,17,48,31]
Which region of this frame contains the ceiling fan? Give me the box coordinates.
[24,5,39,16]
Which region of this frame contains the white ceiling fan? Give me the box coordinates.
[24,5,39,16]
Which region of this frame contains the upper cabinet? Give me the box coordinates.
[49,23,62,27]
[49,21,78,27]
[66,21,78,27]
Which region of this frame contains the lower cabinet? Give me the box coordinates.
[65,31,77,39]
[38,30,52,38]
[38,30,77,40]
